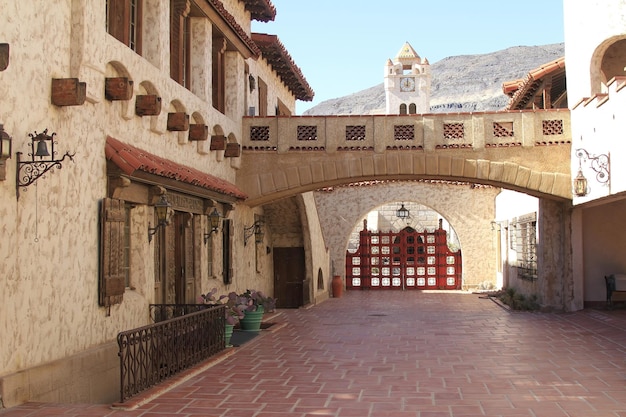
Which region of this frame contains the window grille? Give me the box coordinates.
[394,125,414,141]
[512,214,538,281]
[493,122,514,137]
[297,125,317,141]
[542,119,563,135]
[345,125,366,141]
[443,123,464,140]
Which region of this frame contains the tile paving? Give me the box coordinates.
[3,291,626,417]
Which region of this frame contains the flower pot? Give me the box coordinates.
[225,323,234,347]
[239,306,264,332]
[332,275,343,298]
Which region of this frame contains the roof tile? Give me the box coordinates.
[105,136,247,200]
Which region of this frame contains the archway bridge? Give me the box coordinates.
[238,109,572,206]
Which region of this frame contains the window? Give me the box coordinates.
[212,34,226,113]
[258,78,268,116]
[513,213,537,281]
[123,203,132,287]
[222,219,232,284]
[399,103,407,115]
[276,98,291,116]
[106,0,143,54]
[170,0,191,87]
[409,103,417,114]
[207,227,214,277]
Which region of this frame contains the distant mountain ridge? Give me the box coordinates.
[303,43,565,116]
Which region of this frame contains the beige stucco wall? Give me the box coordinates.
[314,181,501,291]
[0,0,298,407]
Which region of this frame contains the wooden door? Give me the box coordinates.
[273,247,305,308]
[154,211,197,305]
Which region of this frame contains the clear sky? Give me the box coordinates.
[251,1,565,115]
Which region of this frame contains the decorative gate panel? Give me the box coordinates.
[346,219,462,290]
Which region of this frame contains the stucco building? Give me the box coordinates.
[0,0,320,407]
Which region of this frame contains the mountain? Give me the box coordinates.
[303,43,565,116]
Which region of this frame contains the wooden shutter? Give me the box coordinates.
[222,219,232,284]
[170,0,190,85]
[107,0,129,45]
[99,198,126,307]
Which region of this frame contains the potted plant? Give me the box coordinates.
[199,288,245,346]
[225,289,277,332]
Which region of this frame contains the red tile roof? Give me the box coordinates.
[208,0,261,58]
[105,136,247,200]
[502,57,566,110]
[242,0,276,22]
[252,33,314,102]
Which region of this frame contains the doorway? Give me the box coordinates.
[273,247,305,308]
[154,212,197,304]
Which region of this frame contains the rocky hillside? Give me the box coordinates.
[303,43,565,115]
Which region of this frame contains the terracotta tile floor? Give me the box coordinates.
[4,291,626,417]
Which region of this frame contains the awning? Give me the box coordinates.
[105,136,247,201]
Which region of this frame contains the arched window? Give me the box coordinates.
[409,103,417,114]
[399,104,407,115]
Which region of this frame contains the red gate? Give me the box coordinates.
[346,219,462,290]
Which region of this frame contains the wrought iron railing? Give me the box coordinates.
[117,305,225,402]
[149,303,208,323]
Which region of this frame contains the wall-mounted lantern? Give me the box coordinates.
[204,208,221,244]
[244,220,264,246]
[573,148,610,197]
[396,203,410,219]
[148,195,172,242]
[0,125,12,181]
[16,129,75,199]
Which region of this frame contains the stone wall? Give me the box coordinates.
[314,181,501,291]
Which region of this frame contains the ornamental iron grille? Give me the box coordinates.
[117,305,225,403]
[345,219,462,290]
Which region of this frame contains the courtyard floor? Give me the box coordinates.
[2,291,626,417]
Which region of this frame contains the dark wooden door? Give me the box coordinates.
[155,211,197,304]
[273,247,305,308]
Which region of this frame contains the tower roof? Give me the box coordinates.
[395,42,421,63]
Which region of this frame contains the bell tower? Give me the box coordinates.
[384,42,431,115]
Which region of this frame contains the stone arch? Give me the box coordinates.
[105,61,134,119]
[190,111,205,125]
[589,36,626,95]
[168,99,186,113]
[315,181,500,291]
[227,132,241,169]
[239,152,572,207]
[138,80,159,96]
[105,61,131,79]
[190,111,208,154]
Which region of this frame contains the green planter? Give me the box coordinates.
[225,323,234,347]
[239,306,264,332]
